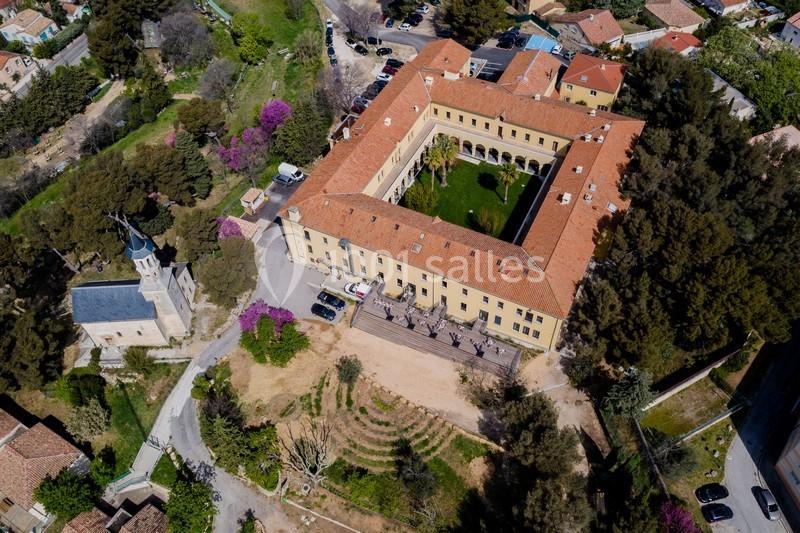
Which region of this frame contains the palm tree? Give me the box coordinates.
[424,144,444,190]
[499,163,518,205]
[436,135,459,187]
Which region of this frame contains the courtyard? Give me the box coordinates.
[402,160,542,242]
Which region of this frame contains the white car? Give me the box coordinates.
[376,72,393,82]
[416,4,429,13]
[399,22,412,31]
[326,18,333,28]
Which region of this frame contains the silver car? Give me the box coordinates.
[756,488,780,521]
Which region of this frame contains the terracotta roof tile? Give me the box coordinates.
[554,9,623,45]
[644,0,705,28]
[561,54,625,94]
[788,11,800,25]
[0,409,21,441]
[120,504,167,533]
[410,39,471,73]
[497,49,562,97]
[651,31,702,53]
[0,422,82,510]
[0,8,47,31]
[535,1,566,16]
[62,508,110,533]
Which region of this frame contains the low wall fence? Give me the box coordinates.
[734,11,784,28]
[677,402,747,443]
[623,28,668,49]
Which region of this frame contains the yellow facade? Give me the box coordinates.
[559,83,618,111]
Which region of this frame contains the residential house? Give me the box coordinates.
[535,1,566,17]
[496,49,562,98]
[707,69,756,120]
[552,9,624,48]
[240,187,267,215]
[59,2,89,23]
[70,230,196,348]
[780,11,800,49]
[63,502,168,533]
[511,0,557,15]
[277,40,645,351]
[651,30,703,56]
[776,417,800,512]
[0,408,86,533]
[0,0,17,21]
[700,0,748,16]
[558,54,625,110]
[0,9,59,46]
[643,0,706,32]
[141,19,161,49]
[0,51,34,91]
[750,125,800,149]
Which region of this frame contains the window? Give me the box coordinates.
[598,105,609,111]
[516,308,523,316]
[323,237,328,244]
[484,122,490,130]
[378,257,384,265]
[498,126,503,137]
[460,302,467,312]
[536,315,543,324]
[116,331,122,337]
[325,251,331,260]
[307,245,313,254]
[446,111,451,119]
[497,302,504,309]
[458,114,464,123]
[525,312,533,323]
[479,310,488,321]
[441,295,447,305]
[396,279,403,287]
[532,330,540,339]
[471,118,477,127]
[522,326,530,335]
[494,316,502,325]
[422,273,428,281]
[378,271,384,279]
[396,264,402,272]
[482,296,489,304]
[590,89,597,96]
[566,84,573,90]
[304,230,311,240]
[442,280,448,288]
[434,107,439,116]
[462,288,468,296]
[538,137,544,146]
[511,129,517,138]
[513,323,520,332]
[552,141,559,151]
[525,133,530,142]
[359,250,365,257]
[361,266,367,274]
[421,287,428,296]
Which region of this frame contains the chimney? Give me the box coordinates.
[600,64,606,70]
[589,109,597,116]
[583,133,592,142]
[575,166,583,174]
[343,127,350,140]
[287,206,301,222]
[561,192,572,204]
[384,117,392,126]
[596,134,604,143]
[534,93,541,101]
[412,104,419,112]
[589,13,594,21]
[603,123,611,131]
[424,75,434,86]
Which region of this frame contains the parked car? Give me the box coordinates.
[325,34,333,46]
[399,22,412,31]
[403,18,419,27]
[435,28,452,38]
[353,96,371,108]
[346,38,358,48]
[345,282,371,299]
[327,46,336,57]
[278,162,305,182]
[311,303,336,321]
[326,18,333,28]
[431,0,440,4]
[701,504,733,523]
[497,38,514,49]
[561,49,576,60]
[409,12,423,22]
[695,484,729,504]
[373,79,389,89]
[330,56,338,66]
[273,173,295,186]
[755,488,780,521]
[515,36,527,47]
[376,47,393,56]
[317,291,346,310]
[376,72,393,82]
[382,65,398,75]
[385,17,394,27]
[385,58,404,68]
[416,4,429,13]
[354,44,369,56]
[367,36,382,45]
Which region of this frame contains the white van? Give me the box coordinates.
[345,282,371,300]
[278,162,306,183]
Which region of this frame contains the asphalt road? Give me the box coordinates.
[46,33,89,72]
[720,336,800,533]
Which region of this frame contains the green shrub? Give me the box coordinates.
[450,434,489,463]
[123,346,156,376]
[336,355,362,386]
[240,316,309,367]
[54,372,107,407]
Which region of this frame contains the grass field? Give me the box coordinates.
[0,178,66,235]
[410,161,539,242]
[109,101,183,157]
[641,378,731,437]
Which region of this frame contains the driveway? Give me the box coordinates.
[720,336,800,533]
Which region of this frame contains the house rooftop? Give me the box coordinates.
[119,504,167,533]
[787,11,800,26]
[71,281,156,323]
[554,9,624,45]
[561,54,625,94]
[750,125,800,149]
[644,0,705,28]
[651,31,703,53]
[497,49,562,97]
[0,8,43,30]
[62,508,110,533]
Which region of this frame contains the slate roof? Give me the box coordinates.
[125,232,155,260]
[71,281,156,324]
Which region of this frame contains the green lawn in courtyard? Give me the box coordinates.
[409,161,540,242]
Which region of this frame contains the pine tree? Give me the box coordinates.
[137,61,172,122]
[175,131,212,198]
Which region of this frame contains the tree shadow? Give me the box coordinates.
[498,174,542,243]
[477,171,499,195]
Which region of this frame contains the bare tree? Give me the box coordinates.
[340,4,378,39]
[319,63,365,113]
[286,0,304,20]
[294,29,321,65]
[160,12,215,68]
[279,420,332,486]
[198,58,238,111]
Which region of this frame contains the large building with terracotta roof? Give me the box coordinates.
[278,40,644,351]
[558,54,625,111]
[496,49,562,98]
[552,9,624,49]
[0,408,86,532]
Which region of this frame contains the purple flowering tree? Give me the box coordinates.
[217,217,244,239]
[660,501,700,533]
[260,99,292,136]
[217,127,269,185]
[239,299,295,332]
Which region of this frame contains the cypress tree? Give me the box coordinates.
[175,131,212,198]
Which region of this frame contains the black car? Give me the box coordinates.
[354,44,369,56]
[351,102,366,114]
[409,12,423,21]
[386,58,404,68]
[311,303,336,321]
[435,28,453,38]
[362,87,379,99]
[326,34,333,46]
[497,38,514,49]
[701,503,733,523]
[404,17,420,26]
[367,36,382,45]
[376,47,393,56]
[515,36,527,47]
[373,79,388,88]
[329,56,338,66]
[327,46,335,57]
[695,483,729,504]
[317,291,346,310]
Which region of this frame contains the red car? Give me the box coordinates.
[382,65,398,75]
